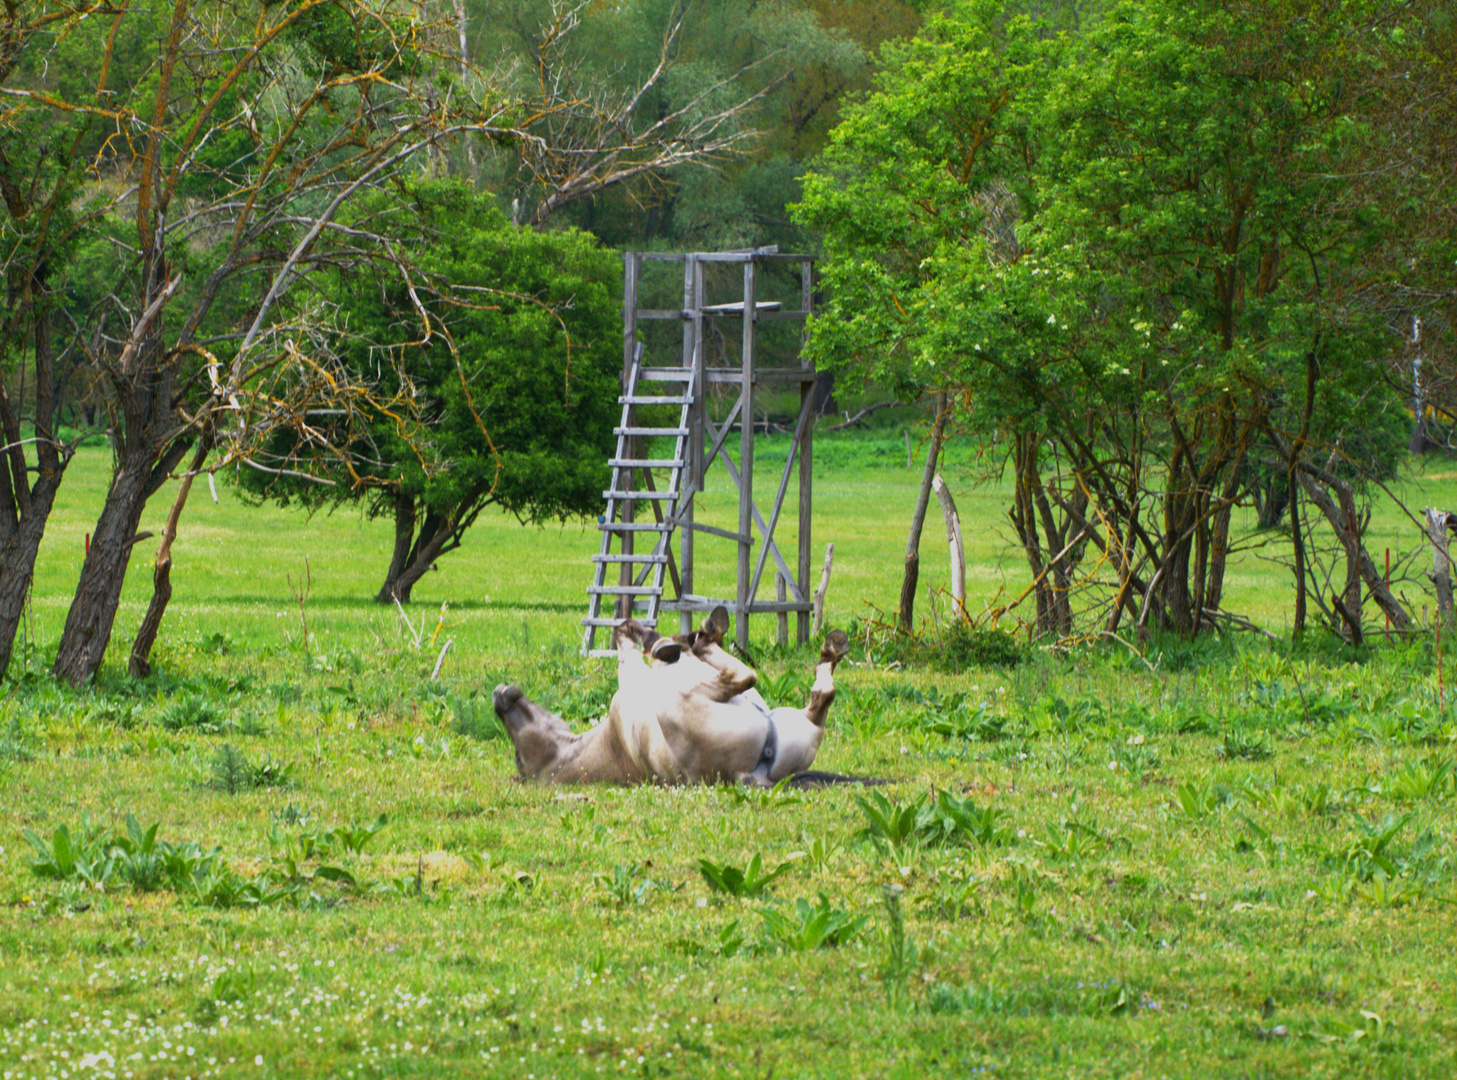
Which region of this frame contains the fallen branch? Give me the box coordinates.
[431,638,453,680]
[1100,631,1161,673]
[394,596,423,649]
[1200,608,1279,641]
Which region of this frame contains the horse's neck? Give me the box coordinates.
[543,721,643,784]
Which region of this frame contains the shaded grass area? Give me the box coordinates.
[19,433,1018,665]
[19,436,1457,664]
[4,441,1457,1077]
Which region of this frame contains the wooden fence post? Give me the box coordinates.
[1426,507,1455,627]
[812,542,835,636]
[933,473,965,617]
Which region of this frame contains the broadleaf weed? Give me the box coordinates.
[698,853,795,898]
[757,895,868,952]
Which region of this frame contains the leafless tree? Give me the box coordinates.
[487,0,783,227]
[2,0,799,684]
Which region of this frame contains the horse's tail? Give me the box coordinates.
[788,770,887,787]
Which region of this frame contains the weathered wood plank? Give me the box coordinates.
[737,259,756,650]
[799,257,815,644]
[748,391,813,604]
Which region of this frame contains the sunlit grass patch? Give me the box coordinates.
[4,445,1457,1076]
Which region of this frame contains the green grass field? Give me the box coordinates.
[4,436,1457,1079]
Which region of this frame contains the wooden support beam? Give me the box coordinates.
[737,258,756,651]
[617,256,640,621]
[679,255,702,634]
[798,257,814,645]
[706,441,805,605]
[777,575,788,647]
[665,595,814,614]
[676,520,752,544]
[641,468,683,599]
[748,390,814,604]
[700,398,744,478]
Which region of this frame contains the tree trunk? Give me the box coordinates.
[1033,480,1077,634]
[1162,532,1194,634]
[1293,462,1412,634]
[376,492,418,603]
[1339,493,1364,643]
[0,282,69,676]
[129,438,211,677]
[898,393,950,632]
[0,483,62,677]
[1290,479,1307,636]
[128,555,172,680]
[1255,472,1289,529]
[451,0,479,181]
[53,450,159,685]
[1204,455,1244,615]
[1427,509,1456,628]
[1191,511,1210,634]
[53,249,188,686]
[1287,349,1319,638]
[1159,467,1197,636]
[1010,433,1058,635]
[376,503,458,604]
[932,474,965,616]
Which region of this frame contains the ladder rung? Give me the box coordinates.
[621,395,690,405]
[589,586,664,596]
[604,490,678,501]
[609,458,683,469]
[636,369,694,382]
[593,554,669,564]
[582,617,658,628]
[615,426,690,437]
[586,649,622,658]
[599,522,671,532]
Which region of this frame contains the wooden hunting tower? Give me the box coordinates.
[581,249,819,656]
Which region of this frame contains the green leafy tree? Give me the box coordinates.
[240,181,621,604]
[795,2,1052,629]
[798,0,1432,638]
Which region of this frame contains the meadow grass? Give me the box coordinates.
[3,437,1457,1079]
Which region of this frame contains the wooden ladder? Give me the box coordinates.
[581,354,694,656]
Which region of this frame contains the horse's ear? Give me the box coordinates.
[699,605,730,647]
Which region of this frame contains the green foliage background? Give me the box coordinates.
[238,180,622,529]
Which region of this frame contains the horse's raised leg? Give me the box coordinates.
[613,621,654,694]
[804,629,850,728]
[685,606,757,700]
[615,618,682,665]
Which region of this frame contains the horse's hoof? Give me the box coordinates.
[822,629,850,663]
[493,684,525,713]
[614,619,647,647]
